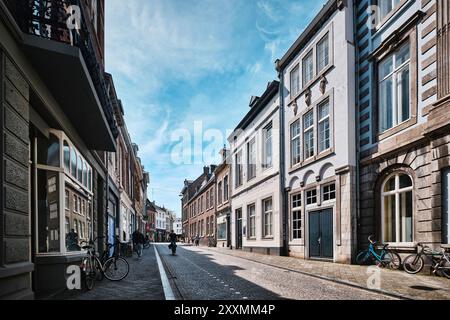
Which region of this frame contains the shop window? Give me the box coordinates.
[302,50,314,86]
[37,170,60,253]
[381,172,413,243]
[318,99,331,153]
[291,119,301,166]
[303,111,314,159]
[290,65,300,98]
[317,33,330,73]
[83,160,88,187]
[263,123,273,169]
[37,133,60,167]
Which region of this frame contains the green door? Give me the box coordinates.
[309,209,333,259]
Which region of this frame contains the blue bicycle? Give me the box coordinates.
[356,236,402,269]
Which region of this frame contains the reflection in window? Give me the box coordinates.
[63,141,70,170]
[382,173,413,243]
[78,155,83,183]
[71,148,77,177]
[37,170,60,253]
[378,0,401,22]
[83,161,88,187]
[37,134,60,167]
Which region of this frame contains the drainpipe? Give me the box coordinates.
[353,0,361,261]
[276,61,288,256]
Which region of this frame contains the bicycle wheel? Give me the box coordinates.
[84,257,96,290]
[103,257,129,281]
[356,250,372,265]
[440,259,450,279]
[382,251,402,270]
[403,254,424,274]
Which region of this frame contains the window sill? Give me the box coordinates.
[262,237,274,240]
[378,116,417,141]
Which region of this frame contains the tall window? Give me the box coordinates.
[292,194,302,239]
[63,141,70,171]
[302,51,314,86]
[381,173,413,243]
[378,42,410,133]
[235,151,243,187]
[263,123,273,169]
[318,100,331,152]
[290,65,300,97]
[378,0,401,22]
[303,111,314,159]
[317,33,329,73]
[218,182,223,205]
[306,189,317,205]
[291,119,301,166]
[322,183,336,201]
[223,176,229,201]
[247,138,256,180]
[248,204,256,238]
[65,190,70,210]
[263,198,273,237]
[206,190,210,209]
[210,188,214,208]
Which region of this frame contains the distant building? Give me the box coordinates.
[215,148,231,248]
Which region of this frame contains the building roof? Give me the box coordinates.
[229,80,279,141]
[276,0,339,72]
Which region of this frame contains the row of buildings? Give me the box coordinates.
[145,200,181,242]
[181,0,450,264]
[0,0,151,299]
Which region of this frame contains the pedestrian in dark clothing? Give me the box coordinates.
[132,230,145,258]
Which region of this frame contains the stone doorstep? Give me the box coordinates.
[203,247,450,300]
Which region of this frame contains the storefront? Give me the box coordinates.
[31,128,96,296]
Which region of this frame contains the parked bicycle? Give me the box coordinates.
[207,236,217,248]
[356,236,401,269]
[80,236,130,290]
[402,243,450,278]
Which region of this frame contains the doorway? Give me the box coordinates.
[236,209,242,249]
[309,209,333,259]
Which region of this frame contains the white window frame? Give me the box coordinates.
[306,188,317,206]
[290,65,300,98]
[318,99,331,153]
[291,119,301,166]
[291,193,302,240]
[263,123,273,169]
[322,183,336,203]
[248,204,256,239]
[381,172,414,244]
[303,111,315,160]
[263,198,273,238]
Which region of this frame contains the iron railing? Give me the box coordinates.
[4,0,119,140]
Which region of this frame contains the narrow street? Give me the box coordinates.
[156,244,396,300]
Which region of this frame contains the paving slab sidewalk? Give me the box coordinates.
[48,243,165,300]
[203,247,450,300]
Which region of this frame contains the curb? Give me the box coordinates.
[202,247,415,301]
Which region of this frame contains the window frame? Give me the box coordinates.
[291,193,302,241]
[247,203,256,239]
[247,138,257,181]
[303,110,315,160]
[290,119,301,166]
[318,99,331,154]
[290,64,300,98]
[322,183,336,203]
[262,197,273,238]
[262,123,273,170]
[381,172,414,244]
[316,32,330,74]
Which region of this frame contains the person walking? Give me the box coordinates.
[132,229,145,259]
[195,234,200,246]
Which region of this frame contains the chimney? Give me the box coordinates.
[210,165,217,173]
[203,166,209,176]
[249,96,260,108]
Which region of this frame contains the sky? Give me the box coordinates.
[104,0,327,216]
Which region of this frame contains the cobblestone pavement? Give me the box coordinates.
[51,243,165,300]
[202,247,450,300]
[156,244,396,300]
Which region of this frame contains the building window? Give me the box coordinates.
[217,222,227,240]
[303,111,314,159]
[317,33,329,73]
[290,65,300,97]
[210,188,214,208]
[318,99,331,153]
[65,190,70,210]
[63,141,70,171]
[77,155,83,183]
[235,151,243,187]
[306,189,317,205]
[206,190,210,208]
[378,0,401,22]
[442,168,450,244]
[263,123,273,169]
[302,51,314,86]
[248,204,256,238]
[291,119,301,166]
[292,193,302,239]
[223,176,229,201]
[218,182,223,205]
[322,183,336,201]
[263,198,273,237]
[206,217,210,236]
[378,42,410,133]
[65,217,70,235]
[70,148,77,177]
[381,173,413,243]
[247,138,256,180]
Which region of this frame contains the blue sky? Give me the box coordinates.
[105,0,327,216]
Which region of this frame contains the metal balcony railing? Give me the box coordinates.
[4,0,119,140]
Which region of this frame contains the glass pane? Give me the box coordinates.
[396,43,410,67]
[37,170,60,253]
[379,56,394,79]
[384,176,396,192]
[318,101,329,120]
[398,65,410,122]
[37,134,60,167]
[383,194,396,242]
[304,111,314,128]
[83,161,88,187]
[63,141,70,170]
[317,34,329,72]
[319,118,330,152]
[78,156,83,182]
[399,174,412,189]
[71,149,77,177]
[400,191,413,242]
[379,76,394,132]
[291,66,299,96]
[303,52,314,85]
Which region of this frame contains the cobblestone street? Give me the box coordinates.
[157,245,397,300]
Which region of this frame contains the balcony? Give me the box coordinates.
[3,0,118,151]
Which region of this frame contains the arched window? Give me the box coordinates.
[71,148,77,177]
[63,141,70,171]
[381,172,413,243]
